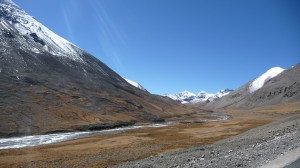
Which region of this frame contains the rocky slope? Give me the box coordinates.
[205,65,300,110]
[0,0,192,137]
[164,89,233,104]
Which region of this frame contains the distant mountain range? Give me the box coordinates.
[164,89,233,104]
[119,80,233,104]
[163,66,299,106]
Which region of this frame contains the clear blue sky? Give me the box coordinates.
[14,0,300,94]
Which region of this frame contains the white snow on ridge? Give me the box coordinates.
[123,78,147,91]
[1,1,83,61]
[249,67,284,93]
[0,0,18,6]
[179,90,196,98]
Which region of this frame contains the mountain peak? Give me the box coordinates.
[0,0,83,61]
[249,67,285,93]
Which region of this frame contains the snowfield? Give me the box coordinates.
[249,67,284,93]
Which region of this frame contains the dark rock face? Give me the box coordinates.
[29,33,45,45]
[0,1,189,137]
[205,64,300,110]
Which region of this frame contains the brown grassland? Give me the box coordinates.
[0,102,299,168]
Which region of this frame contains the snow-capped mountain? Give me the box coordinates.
[0,0,84,61]
[205,65,300,110]
[249,67,284,93]
[123,78,147,91]
[164,89,233,104]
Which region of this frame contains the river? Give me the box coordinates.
[0,112,229,149]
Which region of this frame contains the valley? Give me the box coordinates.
[0,0,299,168]
[1,102,299,167]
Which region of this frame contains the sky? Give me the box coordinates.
[14,0,300,94]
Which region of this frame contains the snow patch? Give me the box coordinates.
[179,90,196,98]
[123,78,147,91]
[249,67,284,93]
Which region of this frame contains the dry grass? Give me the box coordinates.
[0,103,299,168]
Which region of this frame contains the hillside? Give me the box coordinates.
[204,64,300,110]
[0,0,194,137]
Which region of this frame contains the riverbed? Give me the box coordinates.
[0,112,229,149]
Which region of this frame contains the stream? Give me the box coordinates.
[0,112,229,149]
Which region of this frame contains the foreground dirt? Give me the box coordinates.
[0,103,299,168]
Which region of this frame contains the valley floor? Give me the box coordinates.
[115,111,300,168]
[0,104,299,168]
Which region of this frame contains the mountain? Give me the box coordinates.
[123,78,147,91]
[164,89,233,104]
[0,0,192,137]
[204,65,300,110]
